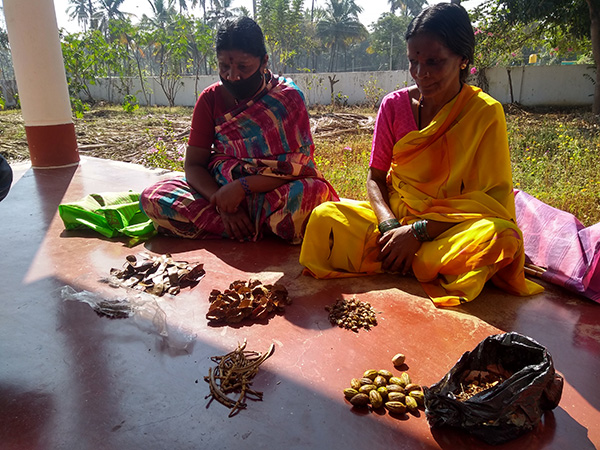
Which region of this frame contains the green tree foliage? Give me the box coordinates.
[368,13,412,70]
[61,30,112,101]
[257,0,306,73]
[489,0,600,112]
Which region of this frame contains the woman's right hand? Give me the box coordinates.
[218,207,255,241]
[377,225,421,274]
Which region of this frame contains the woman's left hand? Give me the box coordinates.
[210,181,245,213]
[377,225,422,274]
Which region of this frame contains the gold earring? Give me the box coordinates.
[460,63,467,70]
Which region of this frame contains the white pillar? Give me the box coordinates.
[3,0,78,168]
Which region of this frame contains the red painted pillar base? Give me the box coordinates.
[25,123,79,168]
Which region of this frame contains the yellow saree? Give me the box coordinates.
[300,85,543,306]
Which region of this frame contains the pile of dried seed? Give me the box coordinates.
[109,252,205,296]
[343,368,425,416]
[325,297,378,332]
[454,371,506,402]
[204,340,275,417]
[206,279,290,324]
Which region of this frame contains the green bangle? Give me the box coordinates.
[378,218,400,234]
[411,219,432,241]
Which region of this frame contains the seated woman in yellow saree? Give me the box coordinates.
[300,3,543,307]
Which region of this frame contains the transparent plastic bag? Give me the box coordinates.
[60,285,195,352]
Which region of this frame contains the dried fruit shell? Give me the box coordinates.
[377,386,388,399]
[360,377,374,386]
[387,392,406,403]
[392,353,406,367]
[363,369,378,380]
[344,388,359,399]
[385,401,407,414]
[350,393,370,407]
[377,369,394,379]
[350,378,362,390]
[369,390,384,409]
[359,384,377,394]
[373,376,387,388]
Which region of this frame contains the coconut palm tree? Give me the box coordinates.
[96,0,132,35]
[68,0,97,30]
[388,0,427,16]
[144,0,177,28]
[317,0,368,72]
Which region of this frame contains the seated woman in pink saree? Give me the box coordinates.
[141,17,337,244]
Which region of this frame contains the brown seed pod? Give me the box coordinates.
[385,401,407,415]
[373,376,387,388]
[405,395,419,413]
[377,386,389,399]
[399,372,411,387]
[388,376,403,386]
[350,393,370,407]
[369,390,384,409]
[363,369,378,380]
[387,392,406,403]
[360,377,374,385]
[359,384,377,394]
[404,383,421,393]
[350,378,362,390]
[344,388,359,400]
[409,390,424,406]
[392,353,406,367]
[377,369,394,380]
[386,384,405,394]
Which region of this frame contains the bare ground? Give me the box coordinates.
[0,106,376,165]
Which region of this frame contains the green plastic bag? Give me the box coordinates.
[58,191,156,239]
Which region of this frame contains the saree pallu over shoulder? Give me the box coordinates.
[209,75,327,183]
[389,85,517,225]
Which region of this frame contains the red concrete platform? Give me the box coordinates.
[1,156,599,449]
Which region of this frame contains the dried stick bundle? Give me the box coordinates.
[204,340,275,417]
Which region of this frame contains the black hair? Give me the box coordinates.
[405,3,475,83]
[215,16,267,58]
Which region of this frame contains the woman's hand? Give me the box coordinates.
[377,225,421,274]
[210,180,245,213]
[218,207,255,241]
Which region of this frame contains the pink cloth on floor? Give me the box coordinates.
[514,189,600,302]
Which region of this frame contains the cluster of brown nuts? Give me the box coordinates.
[343,369,424,415]
[325,298,378,332]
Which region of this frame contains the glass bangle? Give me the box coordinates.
[239,177,252,195]
[378,218,400,234]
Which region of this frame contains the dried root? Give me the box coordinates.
[204,340,275,417]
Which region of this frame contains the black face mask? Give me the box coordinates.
[220,66,265,101]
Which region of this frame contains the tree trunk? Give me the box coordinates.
[586,0,600,114]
